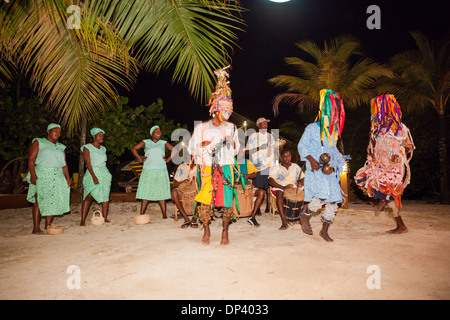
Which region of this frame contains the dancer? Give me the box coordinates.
[187,66,240,245]
[27,123,71,234]
[131,125,174,219]
[80,128,112,226]
[297,89,346,242]
[355,94,414,234]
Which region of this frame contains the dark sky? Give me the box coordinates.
[124,0,450,130]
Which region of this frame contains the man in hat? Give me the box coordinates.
[187,66,240,246]
[246,117,282,226]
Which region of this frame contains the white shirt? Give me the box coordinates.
[247,130,276,171]
[269,163,303,187]
[187,120,240,166]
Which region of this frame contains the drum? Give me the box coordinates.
[179,181,197,215]
[283,187,304,222]
[284,187,304,202]
[233,183,254,218]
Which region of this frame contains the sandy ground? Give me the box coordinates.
[0,199,449,300]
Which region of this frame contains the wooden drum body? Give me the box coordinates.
[178,181,197,215]
[233,183,254,218]
[283,187,304,222]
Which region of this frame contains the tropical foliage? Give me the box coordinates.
[268,34,393,115]
[378,32,450,203]
[0,0,244,134]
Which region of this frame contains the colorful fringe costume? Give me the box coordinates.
[297,89,346,223]
[354,94,415,209]
[187,66,240,224]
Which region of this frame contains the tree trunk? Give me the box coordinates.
[77,116,87,202]
[438,111,449,204]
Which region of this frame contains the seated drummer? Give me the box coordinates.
[172,159,198,228]
[268,149,304,230]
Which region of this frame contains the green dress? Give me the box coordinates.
[81,143,112,203]
[136,139,171,201]
[26,138,71,216]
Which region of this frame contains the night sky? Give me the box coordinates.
[124,0,450,131]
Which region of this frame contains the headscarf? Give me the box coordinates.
[315,89,345,146]
[90,127,105,136]
[47,123,61,131]
[150,125,160,136]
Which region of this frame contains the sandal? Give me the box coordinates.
[181,221,191,229]
[190,222,198,228]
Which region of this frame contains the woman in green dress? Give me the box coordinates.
[131,125,174,219]
[80,128,112,226]
[27,123,71,234]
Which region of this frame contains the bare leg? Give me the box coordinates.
[221,221,230,246]
[249,189,265,218]
[300,202,313,235]
[80,193,93,226]
[265,189,270,212]
[140,199,150,215]
[44,215,53,230]
[386,201,407,234]
[32,197,42,234]
[101,201,110,223]
[171,189,191,224]
[202,222,211,245]
[276,191,288,230]
[158,200,167,219]
[319,222,334,242]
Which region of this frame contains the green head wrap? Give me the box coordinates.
[90,127,105,136]
[47,123,61,132]
[150,125,160,136]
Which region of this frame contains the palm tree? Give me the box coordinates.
[0,0,244,133]
[269,35,393,116]
[0,0,244,199]
[268,34,393,155]
[378,32,450,204]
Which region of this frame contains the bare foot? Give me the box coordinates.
[279,224,288,230]
[300,215,313,235]
[220,238,230,246]
[32,229,43,234]
[319,230,334,242]
[201,236,210,246]
[387,226,408,234]
[201,228,210,246]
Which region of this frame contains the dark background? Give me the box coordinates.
[124,0,450,130]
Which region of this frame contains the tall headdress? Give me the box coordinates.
[207,65,233,123]
[315,89,345,146]
[370,94,402,136]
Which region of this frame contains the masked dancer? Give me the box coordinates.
[187,66,240,246]
[297,89,346,242]
[355,94,414,234]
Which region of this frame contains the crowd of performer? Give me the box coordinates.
[26,68,415,244]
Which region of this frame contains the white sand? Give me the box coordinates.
[0,200,449,300]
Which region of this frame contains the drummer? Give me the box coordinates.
[268,149,304,230]
[171,160,198,228]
